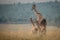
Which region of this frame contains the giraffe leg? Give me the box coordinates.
[35,20,41,34]
[40,25,46,35]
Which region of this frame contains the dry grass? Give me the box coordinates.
[0,24,60,40]
[0,30,60,40]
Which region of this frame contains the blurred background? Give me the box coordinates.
[0,0,60,27]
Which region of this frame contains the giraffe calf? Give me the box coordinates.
[30,18,38,34]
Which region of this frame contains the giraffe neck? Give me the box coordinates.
[33,8,38,13]
[30,18,35,28]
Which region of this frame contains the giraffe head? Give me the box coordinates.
[32,4,36,10]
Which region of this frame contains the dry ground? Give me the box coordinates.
[0,24,60,40]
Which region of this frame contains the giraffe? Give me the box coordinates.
[30,18,38,33]
[30,4,47,34]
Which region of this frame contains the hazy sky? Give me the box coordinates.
[0,0,59,4]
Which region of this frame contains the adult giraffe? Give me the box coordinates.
[30,4,47,34]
